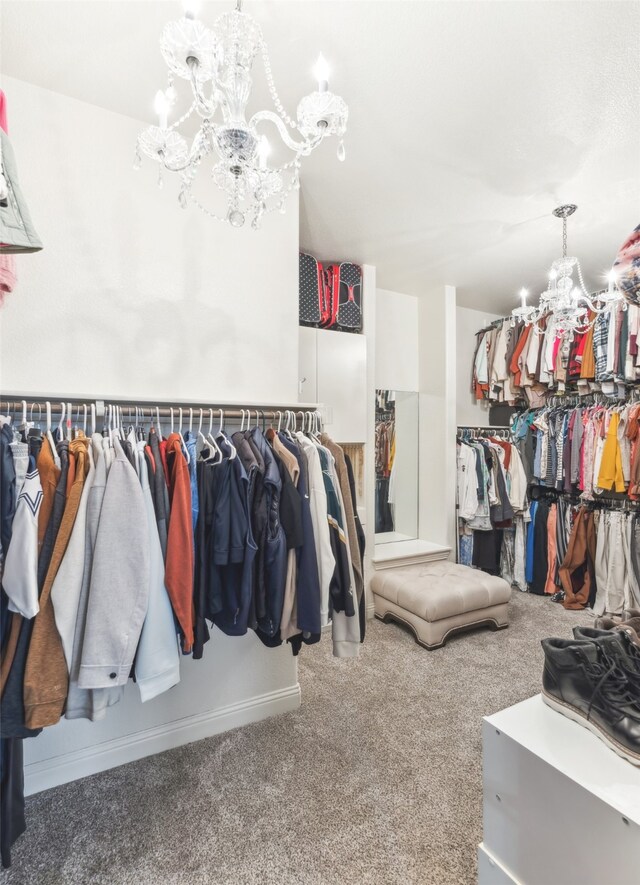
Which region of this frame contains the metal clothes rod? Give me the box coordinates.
[0,394,321,423]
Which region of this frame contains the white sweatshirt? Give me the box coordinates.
[3,462,43,619]
[456,443,479,521]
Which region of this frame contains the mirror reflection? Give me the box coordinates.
[375,389,419,543]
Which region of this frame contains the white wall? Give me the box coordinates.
[0,76,299,404]
[391,390,419,538]
[456,305,502,428]
[375,288,419,391]
[418,286,457,552]
[0,77,302,792]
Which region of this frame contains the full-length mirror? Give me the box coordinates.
[375,389,419,543]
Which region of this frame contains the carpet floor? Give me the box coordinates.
[2,591,593,885]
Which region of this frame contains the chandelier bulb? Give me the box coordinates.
[154,90,170,129]
[182,0,201,20]
[519,288,528,308]
[257,135,270,170]
[313,53,330,93]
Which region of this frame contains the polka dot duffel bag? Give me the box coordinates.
[324,261,362,333]
[299,252,327,327]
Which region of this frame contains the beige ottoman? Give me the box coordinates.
[371,561,511,649]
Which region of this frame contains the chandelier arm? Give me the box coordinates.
[160,130,211,174]
[189,74,218,119]
[574,293,607,314]
[249,110,320,154]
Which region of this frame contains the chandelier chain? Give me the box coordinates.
[260,42,297,129]
[562,216,567,259]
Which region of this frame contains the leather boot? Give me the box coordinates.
[573,627,640,699]
[541,637,640,765]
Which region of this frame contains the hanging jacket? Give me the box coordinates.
[250,427,287,642]
[2,457,42,619]
[65,435,123,721]
[233,430,265,629]
[211,453,257,639]
[344,452,366,644]
[145,429,169,559]
[78,438,150,688]
[560,506,597,610]
[24,435,90,728]
[320,434,364,604]
[0,436,60,738]
[164,433,194,654]
[268,435,301,641]
[278,433,321,643]
[50,446,95,672]
[135,441,180,701]
[296,434,335,627]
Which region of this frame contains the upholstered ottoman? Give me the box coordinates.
[371,561,511,649]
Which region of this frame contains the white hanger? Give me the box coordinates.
[204,408,223,461]
[156,406,161,437]
[83,404,88,434]
[276,410,282,432]
[216,408,237,460]
[30,402,42,430]
[90,403,96,435]
[178,407,190,464]
[170,407,175,435]
[189,408,194,434]
[45,402,61,466]
[240,409,246,432]
[57,401,66,439]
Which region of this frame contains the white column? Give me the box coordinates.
[418,285,457,553]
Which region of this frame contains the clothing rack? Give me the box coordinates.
[0,394,322,431]
[529,485,640,512]
[456,425,510,439]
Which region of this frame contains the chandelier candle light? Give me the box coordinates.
[135,0,348,229]
[512,204,627,339]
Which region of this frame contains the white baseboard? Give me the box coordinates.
[366,601,376,620]
[24,683,301,797]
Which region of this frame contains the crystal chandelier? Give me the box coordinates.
[512,204,626,338]
[134,0,348,229]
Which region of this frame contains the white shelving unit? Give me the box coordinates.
[480,694,640,885]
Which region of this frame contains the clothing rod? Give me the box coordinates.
[0,394,320,422]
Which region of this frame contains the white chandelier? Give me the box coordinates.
[512,204,626,338]
[135,0,348,229]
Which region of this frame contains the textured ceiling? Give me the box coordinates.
[2,0,639,312]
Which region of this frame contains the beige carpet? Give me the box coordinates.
[1,591,592,885]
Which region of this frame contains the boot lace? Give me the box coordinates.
[584,656,640,723]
